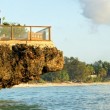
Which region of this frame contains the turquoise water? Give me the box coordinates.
[0,85,110,110]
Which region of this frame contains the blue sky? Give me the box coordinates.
[0,0,110,63]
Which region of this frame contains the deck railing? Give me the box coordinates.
[0,25,51,41]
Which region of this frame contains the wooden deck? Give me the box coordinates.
[0,40,55,48]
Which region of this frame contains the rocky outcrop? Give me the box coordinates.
[0,44,64,88]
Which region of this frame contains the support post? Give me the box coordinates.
[30,26,32,40]
[48,27,51,41]
[11,26,13,40]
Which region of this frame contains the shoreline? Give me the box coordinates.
[13,82,110,88]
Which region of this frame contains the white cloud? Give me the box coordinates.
[80,0,110,24]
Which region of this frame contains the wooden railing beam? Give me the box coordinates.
[0,25,52,41]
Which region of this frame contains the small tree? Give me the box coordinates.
[98,68,107,78]
[57,70,69,82]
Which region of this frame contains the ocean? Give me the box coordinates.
[0,85,110,110]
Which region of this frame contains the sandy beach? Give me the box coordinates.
[13,82,110,88]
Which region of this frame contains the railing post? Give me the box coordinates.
[11,26,13,40]
[48,26,51,41]
[30,26,32,40]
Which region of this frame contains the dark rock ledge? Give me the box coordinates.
[0,44,64,88]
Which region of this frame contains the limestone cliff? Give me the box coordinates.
[0,43,64,88]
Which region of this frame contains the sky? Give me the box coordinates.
[0,0,110,63]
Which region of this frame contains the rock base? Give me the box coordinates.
[0,43,64,88]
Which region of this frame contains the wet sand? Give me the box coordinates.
[13,82,110,88]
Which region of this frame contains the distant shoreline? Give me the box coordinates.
[13,82,110,88]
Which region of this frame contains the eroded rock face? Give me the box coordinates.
[0,44,64,88]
